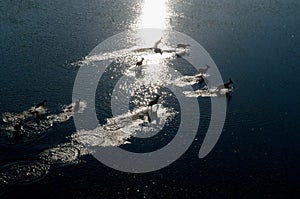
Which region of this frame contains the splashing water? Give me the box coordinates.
[72,105,176,147]
[0,101,87,143]
[0,142,88,185]
[38,142,87,166]
[171,73,210,87]
[184,88,233,98]
[74,45,188,68]
[2,106,46,125]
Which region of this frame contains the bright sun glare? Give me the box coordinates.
[138,0,169,29]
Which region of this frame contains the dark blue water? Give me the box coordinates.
[1,0,300,198]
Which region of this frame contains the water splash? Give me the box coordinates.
[2,106,46,124]
[0,142,87,185]
[184,88,233,98]
[0,101,87,143]
[72,105,176,147]
[38,143,86,166]
[171,73,210,87]
[74,46,188,68]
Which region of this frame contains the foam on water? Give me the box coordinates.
[171,73,210,87]
[0,101,87,143]
[72,126,132,147]
[0,142,88,185]
[0,161,50,185]
[2,106,46,124]
[75,46,188,68]
[184,88,233,98]
[72,105,176,147]
[38,143,84,166]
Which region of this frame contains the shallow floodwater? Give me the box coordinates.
[0,0,300,198]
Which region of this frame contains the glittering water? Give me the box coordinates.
[0,0,299,198]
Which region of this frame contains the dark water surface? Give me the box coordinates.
[1,0,300,198]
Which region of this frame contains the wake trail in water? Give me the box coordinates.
[2,106,46,124]
[72,105,176,147]
[184,88,233,98]
[170,73,210,87]
[0,161,50,185]
[74,46,188,68]
[0,142,88,185]
[0,101,87,143]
